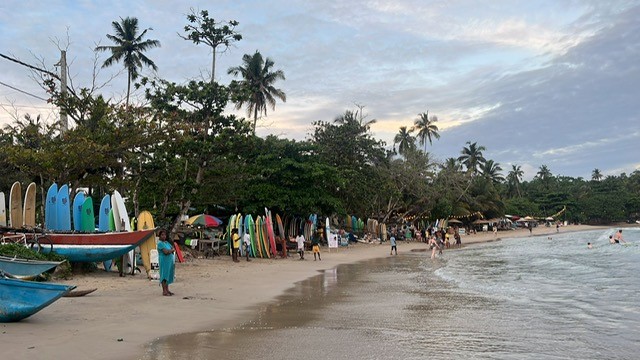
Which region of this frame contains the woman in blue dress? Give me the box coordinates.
[157,229,175,296]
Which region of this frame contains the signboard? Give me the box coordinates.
[328,233,339,249]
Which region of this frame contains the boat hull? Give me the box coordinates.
[0,256,63,279]
[0,277,75,322]
[39,230,155,263]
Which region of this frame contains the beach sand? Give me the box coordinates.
[1,224,605,360]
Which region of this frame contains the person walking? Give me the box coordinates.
[390,234,397,255]
[297,234,306,260]
[231,228,241,262]
[312,230,322,261]
[157,229,175,296]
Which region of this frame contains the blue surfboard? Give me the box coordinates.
[72,192,85,231]
[56,185,71,231]
[98,195,111,232]
[45,183,58,230]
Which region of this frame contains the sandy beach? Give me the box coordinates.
[1,224,606,360]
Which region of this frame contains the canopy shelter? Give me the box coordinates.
[185,214,223,228]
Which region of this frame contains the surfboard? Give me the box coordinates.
[56,185,71,231]
[111,190,134,274]
[45,183,58,230]
[0,192,6,227]
[98,195,111,232]
[325,217,331,244]
[72,191,85,231]
[265,209,277,258]
[137,210,156,277]
[9,182,22,228]
[22,182,36,228]
[254,216,263,258]
[236,213,244,257]
[80,196,95,232]
[244,215,254,257]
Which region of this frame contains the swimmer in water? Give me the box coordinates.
[587,242,593,249]
[613,230,626,244]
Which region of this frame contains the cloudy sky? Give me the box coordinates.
[1,0,638,180]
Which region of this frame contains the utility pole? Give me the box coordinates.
[58,50,68,133]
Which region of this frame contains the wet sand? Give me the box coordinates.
[1,224,603,360]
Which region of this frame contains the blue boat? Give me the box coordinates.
[0,255,63,279]
[0,274,75,322]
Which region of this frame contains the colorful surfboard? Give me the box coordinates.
[45,183,58,230]
[56,185,71,231]
[111,190,134,274]
[22,182,36,228]
[9,182,22,228]
[98,195,111,232]
[72,191,85,231]
[80,196,94,232]
[137,210,156,277]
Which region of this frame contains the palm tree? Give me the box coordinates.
[96,17,160,108]
[393,126,416,155]
[457,141,486,175]
[481,159,504,184]
[441,157,463,172]
[507,164,524,197]
[412,111,440,151]
[228,51,286,134]
[592,168,603,181]
[536,164,553,190]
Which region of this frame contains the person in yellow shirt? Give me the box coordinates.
[231,228,240,263]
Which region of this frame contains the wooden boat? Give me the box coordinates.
[0,274,75,322]
[37,229,156,263]
[0,255,63,279]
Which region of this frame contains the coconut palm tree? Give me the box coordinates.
[457,141,486,175]
[536,164,553,190]
[412,111,440,151]
[507,164,524,197]
[95,17,160,108]
[393,126,416,155]
[592,168,603,181]
[481,159,504,184]
[228,51,286,134]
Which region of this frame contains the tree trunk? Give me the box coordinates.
[126,72,131,108]
[171,162,205,235]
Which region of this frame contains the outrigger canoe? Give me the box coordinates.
[0,255,63,279]
[38,229,156,263]
[0,273,75,322]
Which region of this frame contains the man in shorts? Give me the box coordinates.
[390,234,397,255]
[312,230,322,261]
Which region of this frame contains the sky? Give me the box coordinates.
[0,0,638,181]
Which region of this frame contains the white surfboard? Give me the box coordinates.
[23,182,36,227]
[9,182,22,228]
[111,190,134,274]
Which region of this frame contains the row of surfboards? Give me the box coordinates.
[225,210,330,258]
[43,183,129,232]
[0,182,37,228]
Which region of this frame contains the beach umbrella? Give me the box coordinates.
[185,214,223,228]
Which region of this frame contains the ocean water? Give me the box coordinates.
[143,228,640,360]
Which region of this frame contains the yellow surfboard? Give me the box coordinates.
[23,182,36,228]
[9,182,22,228]
[137,210,156,278]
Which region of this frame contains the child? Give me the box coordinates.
[390,235,397,255]
[312,231,322,261]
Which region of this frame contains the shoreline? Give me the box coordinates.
[1,224,608,360]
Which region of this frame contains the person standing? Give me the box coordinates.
[231,228,240,262]
[243,231,251,261]
[390,234,397,255]
[297,234,306,260]
[614,230,626,244]
[157,229,175,296]
[312,231,322,261]
[429,236,439,259]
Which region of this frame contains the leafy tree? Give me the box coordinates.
[458,141,486,175]
[95,17,161,107]
[393,126,416,155]
[412,111,440,151]
[228,51,286,134]
[181,9,242,82]
[535,164,554,191]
